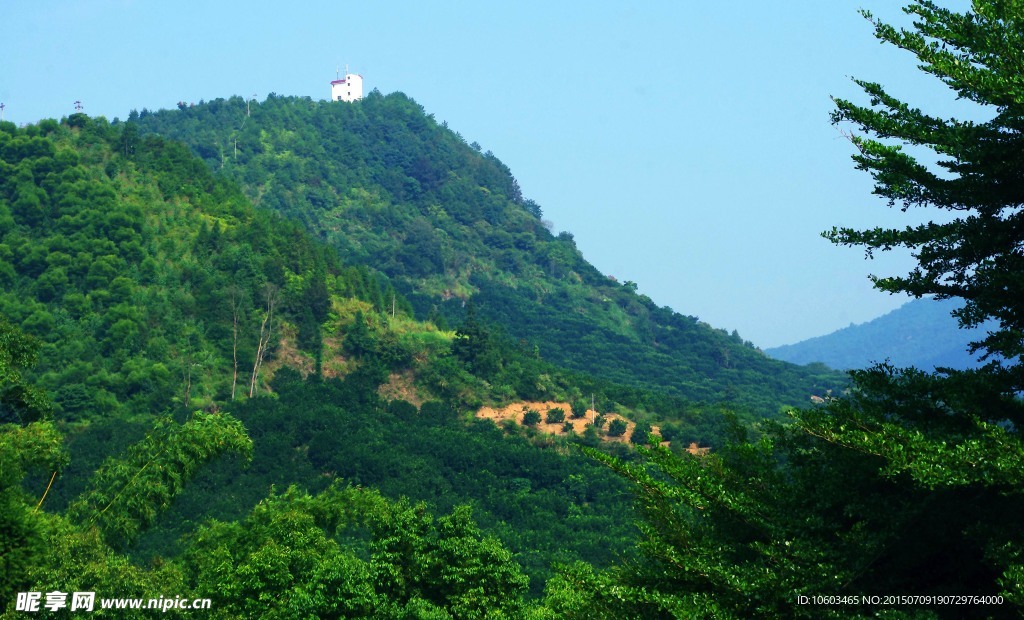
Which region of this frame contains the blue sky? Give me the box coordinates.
[0,1,975,347]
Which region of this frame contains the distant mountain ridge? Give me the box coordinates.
[765,298,993,371]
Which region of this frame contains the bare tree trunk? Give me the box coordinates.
[229,286,242,400]
[249,284,278,397]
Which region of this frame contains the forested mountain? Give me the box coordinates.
[133,91,843,417]
[0,114,648,603]
[6,1,1023,616]
[766,297,995,371]
[0,96,840,615]
[0,112,415,422]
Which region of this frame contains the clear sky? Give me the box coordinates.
[0,1,975,348]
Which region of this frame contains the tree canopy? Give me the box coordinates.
[827,1,1024,384]
[574,3,1024,617]
[817,0,1024,493]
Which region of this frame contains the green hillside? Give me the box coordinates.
[0,115,641,599]
[0,113,411,422]
[133,92,844,417]
[0,99,837,612]
[5,1,1023,615]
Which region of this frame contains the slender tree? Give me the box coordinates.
[249,284,279,398]
[228,285,244,400]
[179,324,195,409]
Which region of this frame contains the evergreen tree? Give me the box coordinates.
[606,419,627,438]
[579,3,1024,617]
[452,303,502,379]
[816,0,1024,521]
[827,0,1024,385]
[344,310,376,359]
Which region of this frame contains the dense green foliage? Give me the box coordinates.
[573,3,1024,618]
[134,91,844,418]
[0,115,410,422]
[184,484,531,618]
[10,2,1021,616]
[68,411,253,550]
[120,369,638,596]
[0,421,66,606]
[0,316,52,424]
[0,311,620,617]
[4,431,537,618]
[1,110,651,613]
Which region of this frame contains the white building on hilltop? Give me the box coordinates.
[330,68,363,102]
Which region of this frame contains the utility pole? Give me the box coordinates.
[0,103,5,122]
[74,100,83,111]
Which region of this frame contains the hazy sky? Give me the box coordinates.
[0,1,976,348]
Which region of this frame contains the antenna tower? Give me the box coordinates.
[74,100,83,111]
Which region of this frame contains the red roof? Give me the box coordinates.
[331,79,347,85]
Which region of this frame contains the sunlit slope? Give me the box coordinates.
[136,92,844,415]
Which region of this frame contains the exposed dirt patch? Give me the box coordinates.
[249,324,313,396]
[319,333,358,379]
[378,370,425,408]
[476,401,664,445]
[269,324,314,378]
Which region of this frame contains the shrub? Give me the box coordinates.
[546,407,565,424]
[522,409,541,426]
[630,421,651,444]
[607,419,627,437]
[580,425,601,447]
